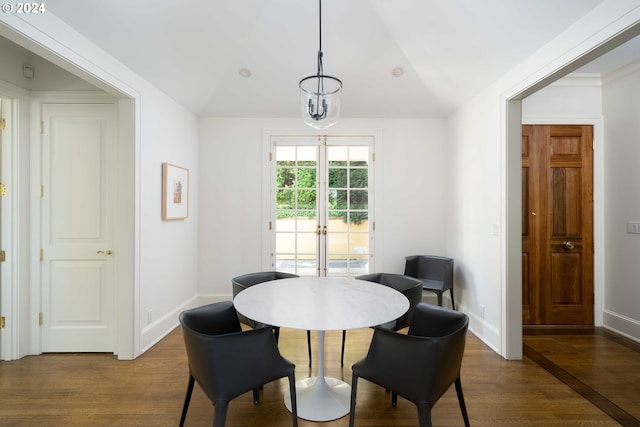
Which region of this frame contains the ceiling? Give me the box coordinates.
[25,0,630,118]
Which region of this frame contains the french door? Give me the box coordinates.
[269,135,374,277]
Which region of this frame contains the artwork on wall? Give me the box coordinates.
[162,162,189,220]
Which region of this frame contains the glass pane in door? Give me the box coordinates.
[326,145,370,277]
[274,145,318,276]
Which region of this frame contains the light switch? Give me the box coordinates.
[627,221,640,234]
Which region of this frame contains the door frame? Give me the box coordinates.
[0,19,139,360]
[521,119,603,326]
[262,129,382,274]
[28,92,140,359]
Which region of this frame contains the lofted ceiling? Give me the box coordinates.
[40,0,613,118]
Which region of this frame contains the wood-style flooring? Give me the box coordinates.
[0,326,637,426]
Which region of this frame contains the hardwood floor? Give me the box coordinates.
[524,328,640,427]
[0,326,633,426]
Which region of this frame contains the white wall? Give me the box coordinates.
[0,13,200,358]
[522,76,603,119]
[198,118,447,299]
[448,0,640,357]
[601,62,640,340]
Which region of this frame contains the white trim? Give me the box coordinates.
[0,97,15,360]
[0,80,30,360]
[603,310,640,344]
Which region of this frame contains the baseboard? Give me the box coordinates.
[430,296,502,355]
[465,307,501,354]
[140,296,198,353]
[603,310,640,344]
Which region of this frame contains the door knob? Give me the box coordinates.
[97,250,113,255]
[562,241,575,250]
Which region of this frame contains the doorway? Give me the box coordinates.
[40,102,117,352]
[522,124,594,325]
[269,135,374,278]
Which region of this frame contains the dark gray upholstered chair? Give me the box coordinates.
[404,255,456,310]
[232,271,313,366]
[349,303,470,427]
[340,273,423,366]
[179,301,298,427]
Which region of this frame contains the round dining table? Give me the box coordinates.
[233,276,409,421]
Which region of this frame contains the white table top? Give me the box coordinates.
[233,276,409,331]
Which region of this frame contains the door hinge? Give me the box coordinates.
[372,221,376,231]
[592,139,595,150]
[0,316,5,329]
[40,121,44,134]
[0,250,5,263]
[0,183,6,196]
[40,184,44,198]
[0,118,6,131]
[372,152,376,161]
[269,152,272,161]
[269,221,272,230]
[39,248,43,261]
[39,312,43,326]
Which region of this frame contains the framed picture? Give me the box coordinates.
[162,162,189,220]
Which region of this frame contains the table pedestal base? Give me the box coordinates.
[284,376,350,421]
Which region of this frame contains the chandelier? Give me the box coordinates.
[299,0,342,129]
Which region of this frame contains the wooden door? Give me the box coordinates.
[41,103,116,352]
[522,125,594,325]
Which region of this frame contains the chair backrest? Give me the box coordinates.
[232,271,299,295]
[179,301,286,403]
[356,273,423,330]
[404,255,453,288]
[180,300,241,336]
[231,271,299,328]
[408,302,469,403]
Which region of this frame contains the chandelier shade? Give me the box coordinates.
[299,74,342,129]
[299,0,342,130]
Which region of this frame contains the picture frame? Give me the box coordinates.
[162,162,189,220]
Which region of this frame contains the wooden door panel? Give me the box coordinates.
[551,253,582,304]
[522,124,593,325]
[522,126,532,323]
[551,168,582,236]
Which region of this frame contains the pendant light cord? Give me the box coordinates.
[315,0,324,114]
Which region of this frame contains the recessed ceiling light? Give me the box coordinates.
[238,68,252,78]
[391,67,404,77]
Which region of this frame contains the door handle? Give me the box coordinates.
[562,241,575,250]
[97,250,113,255]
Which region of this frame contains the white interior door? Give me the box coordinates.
[41,103,116,353]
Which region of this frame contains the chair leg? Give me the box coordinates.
[287,372,299,427]
[341,330,346,367]
[391,392,398,407]
[348,372,359,427]
[436,291,443,307]
[455,378,471,427]
[253,388,259,404]
[179,374,195,427]
[449,289,456,310]
[416,403,433,427]
[212,400,229,427]
[307,330,312,367]
[273,326,280,344]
